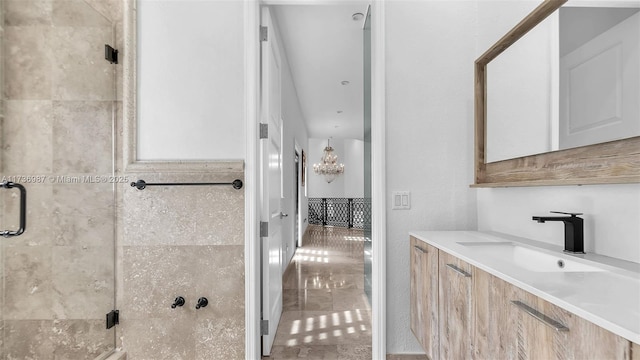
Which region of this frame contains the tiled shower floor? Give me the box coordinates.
[266,225,372,359]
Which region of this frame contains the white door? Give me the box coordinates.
[559,11,640,149]
[260,6,283,356]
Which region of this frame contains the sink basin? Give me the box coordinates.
[457,242,605,273]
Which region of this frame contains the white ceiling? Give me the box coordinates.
[271,3,369,140]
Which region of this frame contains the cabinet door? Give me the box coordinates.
[473,268,521,359]
[439,251,473,359]
[410,237,425,348]
[549,298,630,359]
[512,287,631,359]
[410,237,439,359]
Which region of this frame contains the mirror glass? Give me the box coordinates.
[486,3,640,163]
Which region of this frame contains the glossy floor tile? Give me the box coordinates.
[267,226,371,359]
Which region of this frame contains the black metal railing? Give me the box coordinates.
[309,197,371,229]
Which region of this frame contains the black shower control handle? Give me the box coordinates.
[195,297,208,309]
[171,296,185,308]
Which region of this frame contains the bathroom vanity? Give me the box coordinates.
[409,231,640,360]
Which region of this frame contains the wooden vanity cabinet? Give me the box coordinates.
[410,236,439,360]
[411,238,636,360]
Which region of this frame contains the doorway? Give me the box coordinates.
[245,1,386,358]
[259,2,372,357]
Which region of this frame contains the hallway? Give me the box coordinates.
[267,225,372,359]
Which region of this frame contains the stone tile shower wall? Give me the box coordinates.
[119,170,245,359]
[1,0,245,357]
[0,0,122,358]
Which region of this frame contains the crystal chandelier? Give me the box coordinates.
[313,139,345,183]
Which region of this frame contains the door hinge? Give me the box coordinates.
[261,319,269,335]
[259,123,268,139]
[260,221,269,237]
[106,309,119,329]
[260,26,268,42]
[104,44,118,64]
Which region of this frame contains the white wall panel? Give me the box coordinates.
[137,0,244,160]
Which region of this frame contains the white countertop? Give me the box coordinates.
[409,230,640,344]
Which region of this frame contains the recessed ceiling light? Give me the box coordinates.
[352,13,364,21]
[341,80,350,86]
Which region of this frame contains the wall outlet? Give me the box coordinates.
[392,191,411,210]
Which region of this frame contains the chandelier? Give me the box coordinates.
[313,139,345,183]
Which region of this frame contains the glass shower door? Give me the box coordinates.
[0,0,117,358]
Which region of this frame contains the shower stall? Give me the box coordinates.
[0,0,117,358]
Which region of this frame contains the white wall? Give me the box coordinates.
[476,0,640,264]
[385,1,478,353]
[344,139,364,198]
[307,138,364,199]
[477,184,640,263]
[137,0,244,160]
[274,12,310,267]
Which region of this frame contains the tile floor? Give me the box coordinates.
[266,225,372,359]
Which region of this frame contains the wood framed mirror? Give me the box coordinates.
[474,0,640,187]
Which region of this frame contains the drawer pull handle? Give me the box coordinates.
[445,263,471,278]
[413,245,426,253]
[511,300,569,332]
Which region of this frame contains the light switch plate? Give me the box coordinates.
[392,191,410,210]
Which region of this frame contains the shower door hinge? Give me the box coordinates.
[106,309,119,329]
[259,123,268,139]
[104,44,118,64]
[260,26,268,42]
[260,221,269,237]
[261,319,269,335]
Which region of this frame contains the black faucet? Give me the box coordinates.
[532,211,584,254]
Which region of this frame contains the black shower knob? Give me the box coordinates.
[171,296,185,308]
[195,297,208,309]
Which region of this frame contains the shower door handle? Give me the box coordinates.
[1,181,27,237]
